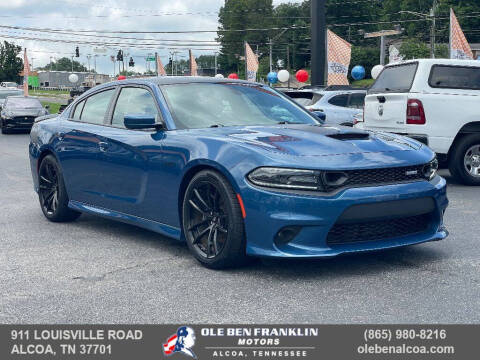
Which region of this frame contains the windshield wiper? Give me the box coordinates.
[277,121,293,124]
[209,124,225,128]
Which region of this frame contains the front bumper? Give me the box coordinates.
[2,116,35,130]
[241,176,448,258]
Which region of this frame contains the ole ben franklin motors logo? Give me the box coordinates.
[163,326,197,359]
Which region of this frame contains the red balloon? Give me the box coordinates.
[296,70,309,83]
[228,73,239,79]
[117,75,126,80]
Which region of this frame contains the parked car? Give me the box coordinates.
[0,82,19,89]
[360,59,480,185]
[70,86,92,98]
[283,87,366,126]
[0,96,49,134]
[29,77,448,269]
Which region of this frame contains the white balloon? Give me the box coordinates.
[68,73,79,84]
[214,74,224,78]
[371,65,384,80]
[277,69,290,83]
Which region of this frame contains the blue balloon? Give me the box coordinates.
[351,65,366,81]
[267,71,278,84]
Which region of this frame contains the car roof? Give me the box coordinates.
[386,58,480,67]
[104,76,261,87]
[85,76,265,96]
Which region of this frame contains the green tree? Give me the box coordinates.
[38,57,88,72]
[399,38,430,59]
[0,41,23,83]
[218,0,273,76]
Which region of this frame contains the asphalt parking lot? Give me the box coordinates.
[0,132,479,324]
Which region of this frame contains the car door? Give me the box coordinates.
[345,92,366,123]
[58,87,116,206]
[94,85,165,217]
[325,94,349,123]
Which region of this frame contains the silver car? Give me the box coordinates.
[284,87,366,126]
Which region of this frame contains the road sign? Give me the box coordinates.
[146,57,156,62]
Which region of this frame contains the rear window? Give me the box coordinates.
[369,63,418,93]
[284,91,323,107]
[429,65,480,90]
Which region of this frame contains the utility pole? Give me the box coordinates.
[311,0,327,86]
[214,52,218,75]
[71,55,74,72]
[87,55,91,72]
[269,28,289,73]
[430,0,437,58]
[287,45,290,88]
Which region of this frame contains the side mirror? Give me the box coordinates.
[44,104,50,110]
[124,114,164,130]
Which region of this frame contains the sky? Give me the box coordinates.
[0,0,303,75]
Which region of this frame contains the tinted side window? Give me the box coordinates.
[72,100,85,120]
[80,89,115,125]
[369,63,418,93]
[112,87,160,127]
[348,93,365,109]
[429,65,480,90]
[328,94,348,107]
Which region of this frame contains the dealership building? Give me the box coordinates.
[37,71,111,88]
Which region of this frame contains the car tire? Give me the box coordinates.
[0,120,9,134]
[182,170,247,269]
[448,134,480,186]
[38,155,81,222]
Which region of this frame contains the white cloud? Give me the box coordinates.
[0,0,301,75]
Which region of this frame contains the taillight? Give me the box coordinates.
[406,99,426,125]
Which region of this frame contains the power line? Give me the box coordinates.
[0,24,306,34]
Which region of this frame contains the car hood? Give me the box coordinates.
[193,124,422,157]
[4,108,45,117]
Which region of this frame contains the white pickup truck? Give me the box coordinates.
[359,59,480,185]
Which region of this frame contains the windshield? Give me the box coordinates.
[161,83,318,129]
[369,63,418,94]
[6,98,43,109]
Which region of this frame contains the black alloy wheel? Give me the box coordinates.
[39,160,60,216]
[182,170,247,269]
[38,155,81,222]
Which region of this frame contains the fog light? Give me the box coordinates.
[274,226,302,246]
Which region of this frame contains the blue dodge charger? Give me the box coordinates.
[29,77,448,268]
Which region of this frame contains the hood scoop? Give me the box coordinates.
[326,132,370,141]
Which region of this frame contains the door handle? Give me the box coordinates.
[98,142,109,152]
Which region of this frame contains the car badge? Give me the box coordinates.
[378,104,384,116]
[406,170,418,176]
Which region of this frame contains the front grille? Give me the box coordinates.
[327,213,432,245]
[324,164,425,192]
[12,116,35,123]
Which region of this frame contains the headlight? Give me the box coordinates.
[248,167,321,190]
[423,157,438,180]
[248,167,323,190]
